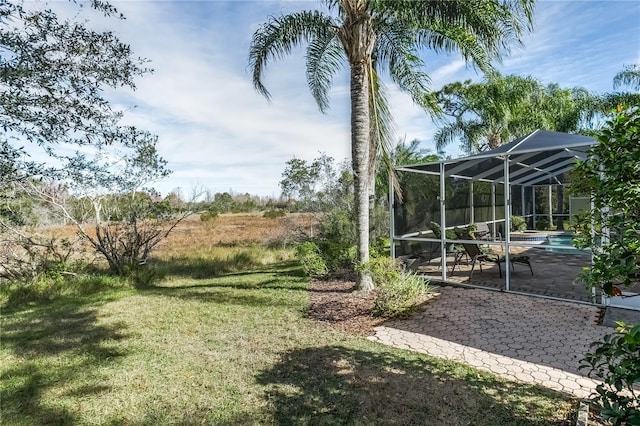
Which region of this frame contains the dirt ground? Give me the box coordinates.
[307,279,385,336]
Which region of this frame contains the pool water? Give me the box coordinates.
[544,234,588,254]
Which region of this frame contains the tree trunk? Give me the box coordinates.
[350,60,374,291]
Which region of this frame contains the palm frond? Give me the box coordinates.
[613,64,640,91]
[368,66,401,199]
[305,31,345,113]
[434,120,466,153]
[249,11,336,100]
[463,121,492,153]
[416,24,494,74]
[374,18,440,117]
[386,0,534,72]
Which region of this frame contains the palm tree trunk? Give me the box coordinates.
[350,60,374,291]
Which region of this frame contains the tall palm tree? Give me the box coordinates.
[249,0,534,290]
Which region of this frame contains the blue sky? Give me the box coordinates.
[97,0,640,198]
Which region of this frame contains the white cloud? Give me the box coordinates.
[101,1,353,196]
[87,0,640,197]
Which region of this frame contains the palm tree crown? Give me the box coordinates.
[434,74,600,154]
[613,64,640,92]
[249,0,534,290]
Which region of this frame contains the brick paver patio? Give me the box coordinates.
[416,248,598,302]
[368,286,611,398]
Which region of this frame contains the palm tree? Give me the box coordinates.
[434,74,600,154]
[603,65,640,112]
[434,75,541,153]
[613,64,640,91]
[249,0,534,290]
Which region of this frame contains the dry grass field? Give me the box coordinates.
[41,212,317,252]
[158,212,318,253]
[28,212,318,268]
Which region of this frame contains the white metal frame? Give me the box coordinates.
[390,130,601,303]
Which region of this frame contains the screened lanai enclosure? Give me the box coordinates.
[390,130,639,307]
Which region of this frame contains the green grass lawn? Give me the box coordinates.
[1,258,578,425]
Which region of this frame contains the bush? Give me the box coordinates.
[359,257,432,317]
[319,208,356,246]
[295,241,328,278]
[580,322,640,425]
[316,240,355,272]
[510,215,527,232]
[571,106,640,297]
[535,218,549,230]
[200,209,219,222]
[128,266,165,289]
[289,207,358,278]
[263,209,286,219]
[370,236,390,258]
[0,234,88,283]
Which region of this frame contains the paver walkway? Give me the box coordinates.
[368,286,612,398]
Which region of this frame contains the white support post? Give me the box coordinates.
[548,185,554,228]
[389,172,396,259]
[470,181,475,224]
[440,162,447,280]
[491,183,497,239]
[532,188,537,229]
[521,186,525,219]
[504,157,512,291]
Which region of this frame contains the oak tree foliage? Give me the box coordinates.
[0,1,175,281]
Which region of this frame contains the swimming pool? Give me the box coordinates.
[544,234,588,254]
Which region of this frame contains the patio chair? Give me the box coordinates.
[474,222,502,242]
[453,243,533,278]
[398,240,440,270]
[416,239,440,264]
[429,222,464,251]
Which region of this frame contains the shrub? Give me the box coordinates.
[580,322,640,425]
[200,209,219,222]
[316,240,355,272]
[571,106,640,297]
[128,266,165,289]
[359,257,432,317]
[535,218,549,231]
[294,241,328,278]
[290,207,358,277]
[319,208,356,246]
[510,215,527,232]
[263,209,286,219]
[370,236,390,258]
[0,234,89,283]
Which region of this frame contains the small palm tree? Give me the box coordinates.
[249,0,534,290]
